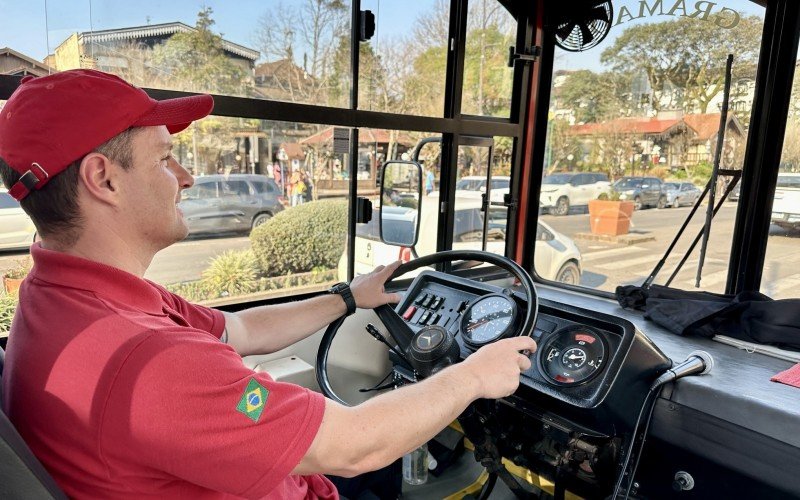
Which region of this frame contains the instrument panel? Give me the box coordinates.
[395,271,630,406]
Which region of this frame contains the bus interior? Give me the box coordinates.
[2,0,800,498]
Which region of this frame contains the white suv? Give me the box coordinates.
[539,172,611,216]
[339,193,582,284]
[771,173,800,229]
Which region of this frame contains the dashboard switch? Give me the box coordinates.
[431,297,443,309]
[419,311,432,324]
[415,294,428,306]
[403,306,417,321]
[422,295,434,308]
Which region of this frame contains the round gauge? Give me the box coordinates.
[460,293,518,347]
[538,326,606,386]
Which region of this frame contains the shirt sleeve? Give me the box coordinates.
[98,329,326,498]
[150,281,225,339]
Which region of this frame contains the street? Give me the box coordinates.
[0,235,251,286]
[2,203,800,299]
[541,202,800,298]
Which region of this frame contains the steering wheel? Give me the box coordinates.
[316,250,538,406]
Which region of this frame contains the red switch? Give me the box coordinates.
[403,306,417,320]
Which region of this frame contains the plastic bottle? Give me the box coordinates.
[402,443,429,485]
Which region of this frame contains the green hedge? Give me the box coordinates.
[0,291,18,335]
[250,200,348,276]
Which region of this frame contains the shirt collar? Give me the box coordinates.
[29,242,165,315]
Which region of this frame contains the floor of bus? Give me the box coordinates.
[401,451,520,500]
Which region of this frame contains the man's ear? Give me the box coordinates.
[78,153,122,206]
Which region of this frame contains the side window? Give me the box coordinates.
[223,180,252,197]
[253,180,275,194]
[195,182,219,199]
[454,208,485,242]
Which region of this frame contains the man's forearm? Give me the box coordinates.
[223,294,349,356]
[300,362,482,477]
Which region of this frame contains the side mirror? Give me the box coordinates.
[380,161,422,247]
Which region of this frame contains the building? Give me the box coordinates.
[254,58,318,103]
[569,111,744,171]
[0,48,53,77]
[46,22,258,76]
[300,127,415,195]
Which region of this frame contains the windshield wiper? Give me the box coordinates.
[643,54,736,290]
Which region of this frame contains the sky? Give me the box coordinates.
[556,0,766,72]
[0,0,766,69]
[0,0,434,63]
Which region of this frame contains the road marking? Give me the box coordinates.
[595,254,660,271]
[581,246,646,262]
[762,273,800,297]
[683,269,729,288]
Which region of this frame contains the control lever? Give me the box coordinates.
[365,323,413,370]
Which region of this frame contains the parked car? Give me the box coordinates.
[664,182,702,208]
[612,176,667,210]
[179,174,285,235]
[0,188,37,251]
[771,173,800,229]
[339,193,582,284]
[729,181,741,202]
[455,175,510,192]
[539,172,611,216]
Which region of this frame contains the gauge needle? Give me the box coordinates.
[466,319,491,331]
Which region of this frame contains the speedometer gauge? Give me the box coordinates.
[538,326,606,386]
[460,293,518,347]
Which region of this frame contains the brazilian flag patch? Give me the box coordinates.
[236,378,269,423]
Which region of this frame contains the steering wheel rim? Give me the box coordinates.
[316,250,538,406]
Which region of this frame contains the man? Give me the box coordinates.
[0,70,536,499]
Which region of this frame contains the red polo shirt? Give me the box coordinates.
[1,244,336,499]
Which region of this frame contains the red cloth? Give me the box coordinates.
[1,243,336,499]
[771,363,800,388]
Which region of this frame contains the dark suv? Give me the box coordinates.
[179,174,285,235]
[612,176,667,209]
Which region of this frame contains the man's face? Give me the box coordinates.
[119,126,194,252]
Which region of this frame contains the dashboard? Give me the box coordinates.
[393,270,669,412]
[389,270,673,497]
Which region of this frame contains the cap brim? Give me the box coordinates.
[133,94,214,134]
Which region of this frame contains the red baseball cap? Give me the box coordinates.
[0,69,214,201]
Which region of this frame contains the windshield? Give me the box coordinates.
[539,0,766,295]
[614,178,642,189]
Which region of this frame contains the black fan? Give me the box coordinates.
[553,1,613,52]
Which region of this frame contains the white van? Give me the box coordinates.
[771,173,800,229]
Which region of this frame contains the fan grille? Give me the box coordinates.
[554,2,613,52]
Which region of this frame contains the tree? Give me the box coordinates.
[601,16,763,114]
[152,7,251,96]
[252,0,348,106]
[148,8,257,174]
[546,119,581,174]
[557,70,633,123]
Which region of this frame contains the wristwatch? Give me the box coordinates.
[329,282,357,316]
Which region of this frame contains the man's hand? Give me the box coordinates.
[457,336,538,399]
[350,261,403,309]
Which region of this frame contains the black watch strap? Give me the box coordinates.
[330,282,357,316]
